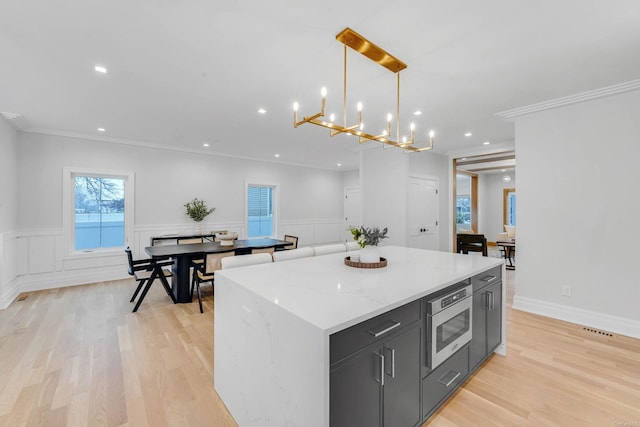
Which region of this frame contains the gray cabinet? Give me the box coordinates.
[470,268,502,370]
[383,324,422,427]
[330,302,422,427]
[422,345,469,420]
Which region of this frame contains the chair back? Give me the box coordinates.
[221,253,273,269]
[177,237,203,244]
[312,244,346,256]
[251,247,275,255]
[204,251,236,274]
[283,235,298,249]
[125,247,135,275]
[272,247,314,262]
[345,242,360,252]
[456,233,488,257]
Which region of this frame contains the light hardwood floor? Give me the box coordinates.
[0,270,638,426]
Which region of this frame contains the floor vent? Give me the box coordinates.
[17,294,28,301]
[582,327,613,337]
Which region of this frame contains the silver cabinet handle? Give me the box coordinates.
[377,353,385,386]
[385,347,396,378]
[368,320,402,338]
[438,370,461,388]
[484,292,490,310]
[481,275,497,283]
[488,291,495,310]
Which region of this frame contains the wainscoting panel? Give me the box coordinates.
[10,218,343,297]
[0,232,19,309]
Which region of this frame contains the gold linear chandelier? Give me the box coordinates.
[293,28,434,152]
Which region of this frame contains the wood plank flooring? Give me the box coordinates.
[0,270,638,426]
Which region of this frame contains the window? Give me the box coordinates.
[247,185,275,238]
[64,168,134,254]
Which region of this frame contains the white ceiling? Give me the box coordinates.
[2,1,639,171]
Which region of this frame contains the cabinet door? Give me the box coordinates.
[469,290,488,369]
[330,347,383,427]
[485,281,502,354]
[383,324,422,427]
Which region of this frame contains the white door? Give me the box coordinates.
[344,186,362,242]
[407,177,439,250]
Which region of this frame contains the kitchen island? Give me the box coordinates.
[214,246,505,427]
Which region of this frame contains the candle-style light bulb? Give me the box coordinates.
[429,130,435,138]
[329,113,335,122]
[293,102,299,111]
[410,123,415,131]
[387,113,392,122]
[357,102,363,112]
[402,136,407,143]
[321,87,327,98]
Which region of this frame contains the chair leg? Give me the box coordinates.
[130,279,146,303]
[133,270,157,312]
[157,268,177,304]
[196,281,203,314]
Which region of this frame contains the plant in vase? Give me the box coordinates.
[350,226,388,263]
[184,198,215,234]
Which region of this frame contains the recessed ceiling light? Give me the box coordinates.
[483,141,491,145]
[413,110,422,116]
[337,163,342,167]
[464,132,472,137]
[203,143,210,147]
[501,169,506,172]
[97,127,105,132]
[274,154,280,158]
[94,65,108,74]
[258,108,267,114]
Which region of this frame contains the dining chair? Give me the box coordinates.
[284,235,298,249]
[272,247,314,262]
[312,244,347,256]
[251,247,275,256]
[178,236,205,271]
[191,250,235,313]
[125,247,176,312]
[221,253,273,269]
[456,233,488,256]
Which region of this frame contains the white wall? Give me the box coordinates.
[359,146,450,250]
[361,147,409,247]
[478,173,516,242]
[514,89,640,338]
[0,118,19,308]
[13,132,345,294]
[341,169,359,188]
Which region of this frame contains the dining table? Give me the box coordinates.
[145,238,293,303]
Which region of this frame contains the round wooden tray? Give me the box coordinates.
[344,256,387,269]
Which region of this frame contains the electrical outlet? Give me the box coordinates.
[561,286,572,297]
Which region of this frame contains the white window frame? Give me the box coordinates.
[63,167,135,257]
[245,181,278,239]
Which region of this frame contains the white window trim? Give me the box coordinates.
[245,180,279,239]
[63,167,135,257]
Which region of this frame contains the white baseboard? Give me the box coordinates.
[0,278,19,309]
[513,295,640,339]
[16,266,129,293]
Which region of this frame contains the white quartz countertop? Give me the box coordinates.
[216,246,503,335]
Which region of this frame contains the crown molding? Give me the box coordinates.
[495,79,640,119]
[1,112,31,131]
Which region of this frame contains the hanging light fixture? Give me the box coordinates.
[293,28,434,152]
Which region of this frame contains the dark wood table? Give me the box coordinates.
[496,239,516,270]
[145,238,293,303]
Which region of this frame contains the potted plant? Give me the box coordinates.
[184,198,215,233]
[350,226,388,263]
